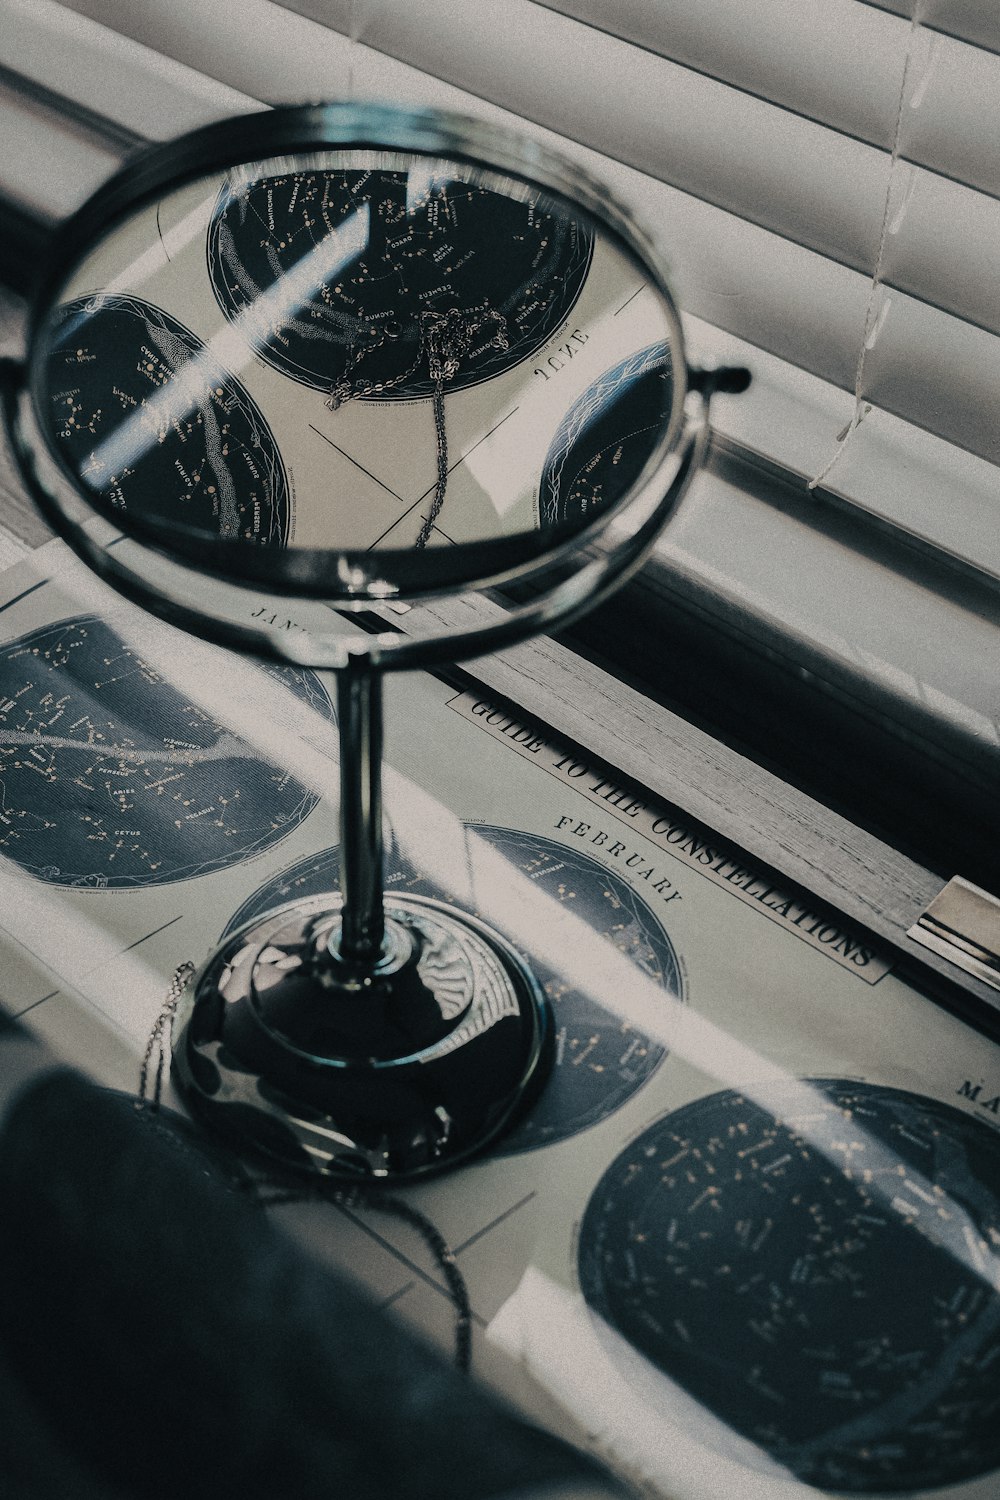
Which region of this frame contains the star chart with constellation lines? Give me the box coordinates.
[207,167,594,401]
[579,1078,1000,1493]
[45,295,290,544]
[0,612,330,887]
[40,158,674,551]
[3,552,1000,1495]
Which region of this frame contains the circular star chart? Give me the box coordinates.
[578,1079,1000,1492]
[41,294,289,543]
[222,824,681,1151]
[0,615,331,888]
[540,342,673,527]
[207,166,593,401]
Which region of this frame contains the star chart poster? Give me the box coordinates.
[1,542,999,1500]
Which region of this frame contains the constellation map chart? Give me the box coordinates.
[37,155,682,557]
[207,166,594,402]
[0,614,330,888]
[0,541,998,1500]
[578,1079,1000,1492]
[42,294,290,543]
[540,341,673,527]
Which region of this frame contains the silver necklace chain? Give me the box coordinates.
[139,961,474,1371]
[326,304,509,548]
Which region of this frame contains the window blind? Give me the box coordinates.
[268,0,1000,465]
[539,0,1000,188]
[41,0,1000,583]
[1,0,997,862]
[865,0,1000,55]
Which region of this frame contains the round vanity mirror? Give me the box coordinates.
[3,103,748,1179]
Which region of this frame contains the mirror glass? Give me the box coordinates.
[32,145,681,580]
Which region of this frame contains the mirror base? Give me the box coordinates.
[171,892,553,1181]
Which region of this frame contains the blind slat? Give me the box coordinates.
[537,0,1000,201]
[273,0,1000,336]
[57,0,1000,337]
[865,0,1000,56]
[0,0,258,142]
[540,0,907,147]
[273,0,1000,364]
[0,79,120,224]
[685,315,1000,579]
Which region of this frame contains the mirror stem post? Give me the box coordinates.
[336,660,386,964]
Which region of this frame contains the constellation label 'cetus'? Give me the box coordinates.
[207,167,593,402]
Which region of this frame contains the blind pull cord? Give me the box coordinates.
[808,7,938,492]
[347,0,370,102]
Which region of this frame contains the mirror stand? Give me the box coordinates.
[6,100,749,1184]
[172,654,552,1181]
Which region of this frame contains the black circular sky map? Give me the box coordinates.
[42,294,289,543]
[578,1078,1000,1492]
[222,824,681,1151]
[207,167,593,401]
[540,341,673,527]
[0,614,331,888]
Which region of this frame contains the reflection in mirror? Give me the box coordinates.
[37,151,677,557]
[8,105,746,1186]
